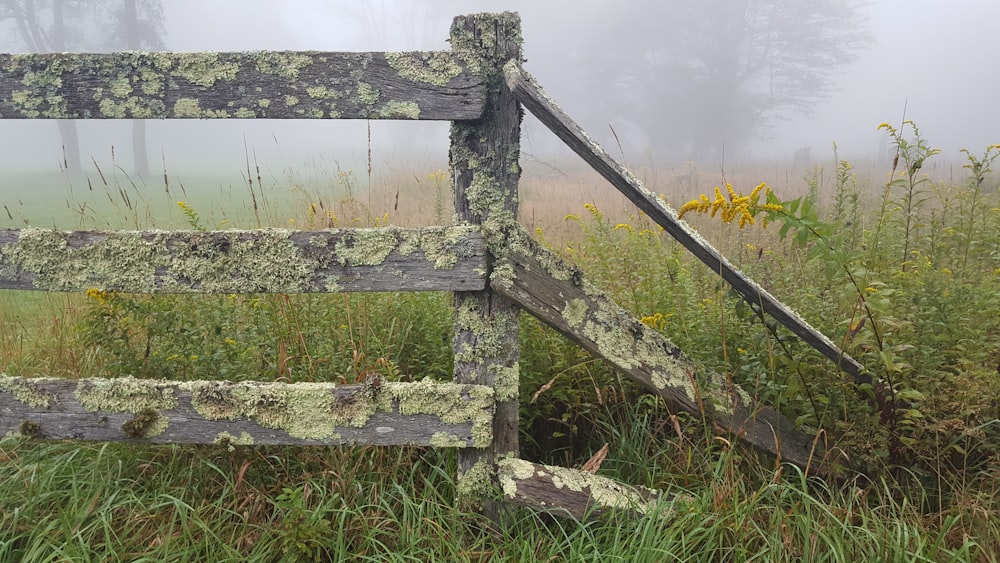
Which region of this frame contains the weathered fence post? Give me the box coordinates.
[448,12,523,514]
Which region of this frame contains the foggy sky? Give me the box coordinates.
[1,0,997,174]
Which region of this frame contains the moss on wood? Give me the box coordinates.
[0,51,483,120]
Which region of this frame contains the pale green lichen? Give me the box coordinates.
[306,85,339,99]
[189,380,373,441]
[357,82,380,106]
[492,364,520,403]
[1,51,400,121]
[98,97,126,118]
[251,51,314,79]
[76,376,178,413]
[429,431,466,447]
[502,223,576,282]
[450,12,522,77]
[214,431,255,448]
[165,230,315,293]
[171,52,239,87]
[185,378,492,445]
[389,379,494,448]
[396,225,477,270]
[95,94,165,119]
[0,227,478,294]
[497,457,664,516]
[489,260,516,291]
[385,51,463,86]
[562,298,588,330]
[0,374,56,408]
[108,76,132,98]
[649,370,670,391]
[138,67,163,95]
[454,295,518,367]
[6,375,492,446]
[465,174,513,222]
[173,97,202,117]
[456,458,495,501]
[453,293,520,404]
[2,54,79,117]
[334,229,398,266]
[498,457,536,499]
[377,100,419,119]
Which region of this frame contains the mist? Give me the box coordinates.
[1,0,997,177]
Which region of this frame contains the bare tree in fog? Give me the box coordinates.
[0,0,83,170]
[570,0,869,161]
[0,0,163,175]
[111,0,164,177]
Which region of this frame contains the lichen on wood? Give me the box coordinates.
[483,220,823,469]
[0,374,55,408]
[0,375,494,447]
[496,457,674,520]
[0,51,485,121]
[448,12,525,518]
[0,226,486,293]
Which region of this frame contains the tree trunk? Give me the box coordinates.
[50,0,81,173]
[123,0,149,177]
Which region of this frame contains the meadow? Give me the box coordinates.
[1,121,999,561]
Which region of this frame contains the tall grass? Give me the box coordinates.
[2,125,1000,560]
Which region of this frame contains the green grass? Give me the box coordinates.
[0,428,987,561]
[2,128,1000,560]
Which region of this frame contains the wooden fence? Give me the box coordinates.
[0,12,865,519]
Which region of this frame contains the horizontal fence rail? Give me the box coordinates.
[0,226,486,293]
[0,51,484,120]
[0,375,494,447]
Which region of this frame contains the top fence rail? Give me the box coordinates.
[0,51,485,120]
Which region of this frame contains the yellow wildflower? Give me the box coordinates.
[85,287,108,303]
[677,181,782,229]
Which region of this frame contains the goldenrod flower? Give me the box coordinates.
[678,182,782,229]
[84,287,108,303]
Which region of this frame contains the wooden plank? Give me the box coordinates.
[0,51,484,120]
[496,457,675,520]
[0,226,485,293]
[0,375,493,448]
[449,12,523,518]
[485,220,827,471]
[504,64,869,386]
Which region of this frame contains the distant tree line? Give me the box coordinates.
[560,0,871,162]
